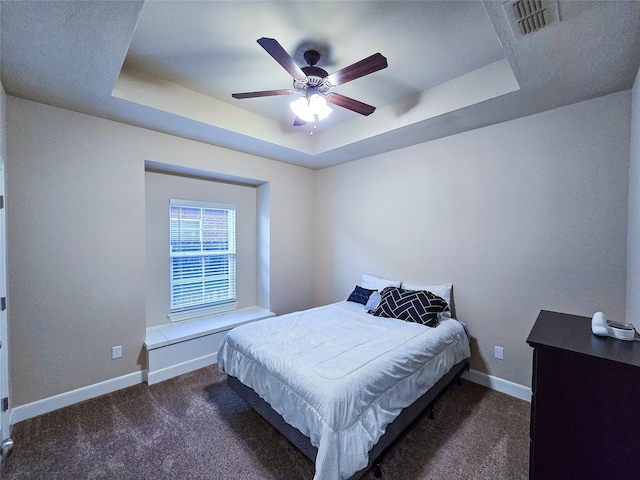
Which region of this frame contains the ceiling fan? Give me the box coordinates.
[232,37,388,126]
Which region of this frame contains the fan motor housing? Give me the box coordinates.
[295,66,330,92]
[301,66,328,78]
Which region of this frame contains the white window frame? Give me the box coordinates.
[168,199,237,322]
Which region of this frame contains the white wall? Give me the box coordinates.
[627,67,640,328]
[6,97,316,407]
[315,91,631,388]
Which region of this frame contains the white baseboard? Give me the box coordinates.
[146,352,217,385]
[10,371,145,425]
[462,369,532,402]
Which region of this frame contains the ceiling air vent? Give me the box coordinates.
[503,0,559,38]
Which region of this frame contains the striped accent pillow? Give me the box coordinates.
[372,286,449,327]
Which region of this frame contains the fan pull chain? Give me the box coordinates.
[310,123,317,136]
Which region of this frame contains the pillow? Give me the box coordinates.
[372,286,449,327]
[346,285,375,305]
[365,290,381,311]
[361,273,402,291]
[402,283,452,317]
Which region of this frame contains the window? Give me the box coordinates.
[169,199,236,318]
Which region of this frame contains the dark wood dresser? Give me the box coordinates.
[526,310,640,480]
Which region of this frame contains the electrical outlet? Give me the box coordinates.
[112,345,122,359]
[494,346,504,360]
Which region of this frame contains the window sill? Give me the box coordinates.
[145,306,275,351]
[168,302,239,323]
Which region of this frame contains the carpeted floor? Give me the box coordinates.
[1,365,530,479]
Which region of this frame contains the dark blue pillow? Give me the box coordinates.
[347,285,376,305]
[372,286,449,327]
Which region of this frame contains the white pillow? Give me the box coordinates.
[361,273,401,291]
[402,283,453,316]
[365,291,382,311]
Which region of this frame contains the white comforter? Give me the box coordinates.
[217,301,470,480]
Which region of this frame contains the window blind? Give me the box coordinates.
[169,200,236,313]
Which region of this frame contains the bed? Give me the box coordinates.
[217,279,470,480]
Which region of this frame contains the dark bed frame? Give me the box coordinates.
[227,358,469,480]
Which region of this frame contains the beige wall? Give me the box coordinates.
[627,67,640,328]
[1,84,5,160]
[315,91,631,388]
[144,171,258,327]
[4,88,633,406]
[6,97,316,407]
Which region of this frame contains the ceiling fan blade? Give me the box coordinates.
[293,116,307,127]
[257,37,306,81]
[326,93,376,116]
[232,89,297,99]
[325,53,388,86]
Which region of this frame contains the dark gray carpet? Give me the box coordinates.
[1,365,530,479]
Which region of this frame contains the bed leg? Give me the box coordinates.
[428,407,435,420]
[374,464,382,478]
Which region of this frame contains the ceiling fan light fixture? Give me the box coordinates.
[232,38,387,127]
[290,94,333,122]
[309,94,333,120]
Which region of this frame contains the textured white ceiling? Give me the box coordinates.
[2,1,640,169]
[125,1,505,126]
